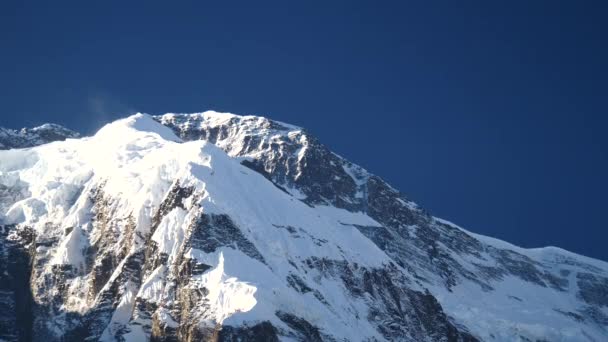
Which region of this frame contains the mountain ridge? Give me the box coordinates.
[0,122,79,150]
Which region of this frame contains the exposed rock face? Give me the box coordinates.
[0,123,79,150]
[0,111,606,341]
[0,225,35,342]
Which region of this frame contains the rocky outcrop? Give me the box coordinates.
[0,225,35,342]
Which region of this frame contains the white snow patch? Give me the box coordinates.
[188,250,257,324]
[101,280,139,341]
[151,207,188,263]
[137,265,167,304]
[51,225,88,270]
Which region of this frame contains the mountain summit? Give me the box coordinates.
[0,112,606,341]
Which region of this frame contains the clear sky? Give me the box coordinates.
[2,1,607,260]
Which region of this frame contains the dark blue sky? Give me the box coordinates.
[2,1,607,260]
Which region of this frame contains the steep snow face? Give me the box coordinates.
[0,112,607,342]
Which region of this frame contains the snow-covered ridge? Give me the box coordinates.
[155,111,604,259]
[160,110,302,131]
[0,122,79,150]
[0,112,606,341]
[433,216,608,271]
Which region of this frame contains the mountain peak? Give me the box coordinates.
[157,111,302,133]
[94,113,181,143]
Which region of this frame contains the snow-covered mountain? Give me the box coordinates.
[0,112,606,342]
[0,123,79,150]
